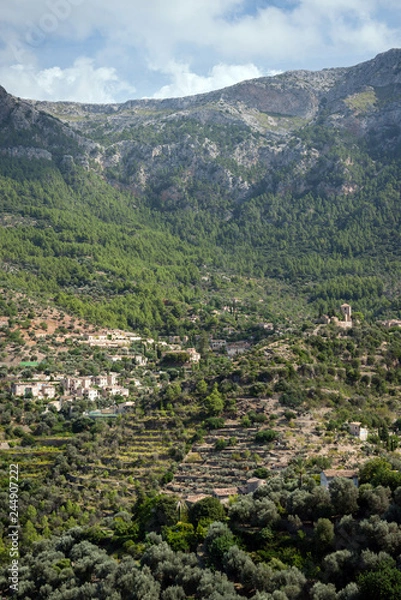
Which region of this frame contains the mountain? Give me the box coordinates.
[27,48,401,199]
[2,49,401,327]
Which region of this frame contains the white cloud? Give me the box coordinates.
[152,61,270,99]
[6,1,399,64]
[209,0,401,63]
[1,0,401,101]
[0,57,136,102]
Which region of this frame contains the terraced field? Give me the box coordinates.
[0,411,196,526]
[166,397,368,499]
[166,420,287,497]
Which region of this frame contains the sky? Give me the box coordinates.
[1,0,401,103]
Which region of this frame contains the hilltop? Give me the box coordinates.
[25,47,401,200]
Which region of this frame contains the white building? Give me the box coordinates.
[107,374,118,386]
[12,382,56,399]
[133,354,148,367]
[83,389,98,401]
[41,385,56,399]
[187,348,201,363]
[102,387,129,398]
[349,422,369,441]
[62,377,92,393]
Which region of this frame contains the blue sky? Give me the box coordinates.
[1,0,401,102]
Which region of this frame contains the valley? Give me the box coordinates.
[2,50,401,599]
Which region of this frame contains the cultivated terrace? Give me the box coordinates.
[2,289,401,598]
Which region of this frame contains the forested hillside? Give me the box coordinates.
[1,50,401,327]
[0,155,204,332]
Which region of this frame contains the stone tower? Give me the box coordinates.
[340,303,352,322]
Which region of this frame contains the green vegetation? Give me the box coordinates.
[0,157,202,333]
[3,54,401,597]
[344,89,377,112]
[3,85,401,332]
[2,297,401,597]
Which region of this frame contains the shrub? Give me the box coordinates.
[189,497,226,528]
[254,430,279,444]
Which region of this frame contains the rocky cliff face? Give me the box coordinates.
[2,49,401,209]
[0,85,98,166]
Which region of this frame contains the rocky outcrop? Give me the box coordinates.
[2,49,401,207]
[1,146,52,160]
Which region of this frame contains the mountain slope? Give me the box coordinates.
[1,50,401,325]
[0,154,204,331]
[28,48,401,195]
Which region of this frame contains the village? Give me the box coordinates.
[4,315,258,418]
[2,298,400,505]
[4,303,359,408]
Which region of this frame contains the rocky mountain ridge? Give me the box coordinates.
[1,49,401,210]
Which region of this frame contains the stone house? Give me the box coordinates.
[133,354,148,366]
[106,374,118,386]
[239,477,266,495]
[341,303,352,322]
[12,382,56,399]
[210,339,227,351]
[102,387,129,398]
[319,304,353,328]
[41,385,56,399]
[185,494,209,506]
[62,377,91,393]
[83,389,98,401]
[212,487,239,504]
[93,375,108,387]
[382,319,401,328]
[349,422,369,441]
[226,342,251,358]
[187,348,201,363]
